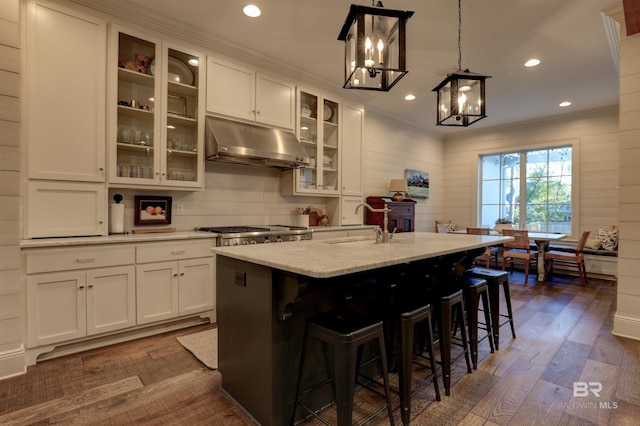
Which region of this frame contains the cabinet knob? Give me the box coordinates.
[180,272,185,276]
[173,273,178,277]
[88,284,94,288]
[99,167,104,171]
[78,285,85,289]
[256,110,260,115]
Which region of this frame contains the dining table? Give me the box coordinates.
[451,229,567,281]
[527,232,568,281]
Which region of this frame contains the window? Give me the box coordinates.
[479,146,573,233]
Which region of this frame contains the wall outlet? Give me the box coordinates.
[175,203,184,215]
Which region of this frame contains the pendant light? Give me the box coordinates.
[433,0,490,126]
[337,1,414,91]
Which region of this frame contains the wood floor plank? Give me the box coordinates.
[565,358,619,425]
[616,338,640,405]
[470,358,547,424]
[541,340,592,389]
[47,369,219,424]
[0,375,143,425]
[567,297,613,346]
[509,379,572,425]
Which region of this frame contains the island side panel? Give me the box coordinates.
[217,255,275,425]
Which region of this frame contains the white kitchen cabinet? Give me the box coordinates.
[341,103,364,197]
[26,181,106,238]
[341,196,364,225]
[25,244,136,347]
[282,87,341,196]
[136,240,215,325]
[26,0,106,182]
[206,56,295,130]
[109,26,204,189]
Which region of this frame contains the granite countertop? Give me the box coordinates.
[21,230,217,248]
[213,232,512,278]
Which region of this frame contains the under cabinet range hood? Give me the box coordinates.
[205,116,309,169]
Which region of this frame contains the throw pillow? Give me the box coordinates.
[446,221,457,232]
[585,237,602,250]
[596,227,619,251]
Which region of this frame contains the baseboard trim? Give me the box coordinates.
[612,313,640,341]
[0,346,27,380]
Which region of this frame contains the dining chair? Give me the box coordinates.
[544,230,590,284]
[466,227,498,268]
[502,229,538,283]
[436,223,449,233]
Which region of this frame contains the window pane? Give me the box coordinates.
[479,145,572,233]
[482,155,501,179]
[482,180,501,203]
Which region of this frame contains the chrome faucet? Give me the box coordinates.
[354,202,393,243]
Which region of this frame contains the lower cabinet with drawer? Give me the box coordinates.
[23,238,216,365]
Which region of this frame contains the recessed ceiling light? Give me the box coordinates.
[559,101,572,107]
[405,94,416,101]
[243,5,261,17]
[524,59,541,67]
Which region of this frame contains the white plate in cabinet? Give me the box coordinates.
[27,265,136,347]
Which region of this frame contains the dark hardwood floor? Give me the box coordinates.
[1,271,639,425]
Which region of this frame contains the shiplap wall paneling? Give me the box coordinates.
[0,0,26,379]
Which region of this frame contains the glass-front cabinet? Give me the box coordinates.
[295,88,340,195]
[109,26,204,188]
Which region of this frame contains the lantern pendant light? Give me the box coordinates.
[337,1,414,91]
[433,0,490,126]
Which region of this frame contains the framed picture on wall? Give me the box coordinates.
[406,169,429,199]
[134,195,172,226]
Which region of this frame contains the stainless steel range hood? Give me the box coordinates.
[205,116,309,169]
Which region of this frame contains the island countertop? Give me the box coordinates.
[213,232,512,278]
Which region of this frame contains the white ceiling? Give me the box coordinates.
[73,0,621,137]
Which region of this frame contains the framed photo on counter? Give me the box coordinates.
[134,195,172,226]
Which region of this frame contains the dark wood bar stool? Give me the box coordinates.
[435,289,472,396]
[291,309,395,426]
[466,267,515,350]
[458,277,494,369]
[396,303,440,425]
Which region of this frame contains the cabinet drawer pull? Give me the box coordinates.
[171,250,185,255]
[76,258,95,264]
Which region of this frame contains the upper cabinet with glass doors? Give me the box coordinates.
[293,88,340,196]
[109,25,204,189]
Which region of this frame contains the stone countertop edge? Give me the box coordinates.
[20,231,217,248]
[213,232,513,279]
[310,225,379,232]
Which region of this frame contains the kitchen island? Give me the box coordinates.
[214,232,511,425]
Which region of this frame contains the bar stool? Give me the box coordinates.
[465,267,515,350]
[291,309,395,426]
[434,289,472,396]
[397,303,440,425]
[458,277,494,369]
